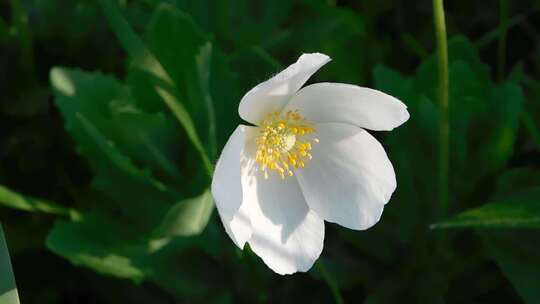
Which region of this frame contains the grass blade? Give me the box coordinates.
[0,225,20,304]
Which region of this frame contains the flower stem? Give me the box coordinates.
[316,261,344,304]
[433,0,449,217]
[498,0,509,81]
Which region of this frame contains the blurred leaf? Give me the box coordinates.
[472,83,523,174]
[103,111,183,181]
[50,67,177,230]
[132,2,243,152]
[493,168,540,198]
[433,169,540,229]
[46,214,147,282]
[379,36,525,205]
[141,5,216,158]
[145,222,231,300]
[482,231,540,304]
[374,65,438,242]
[158,0,292,47]
[0,225,20,304]
[203,46,242,148]
[98,0,213,174]
[10,0,32,56]
[431,188,540,229]
[46,212,229,301]
[0,184,71,215]
[522,112,540,150]
[507,64,524,84]
[49,44,218,297]
[152,189,214,238]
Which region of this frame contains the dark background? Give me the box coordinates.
[1,0,540,303]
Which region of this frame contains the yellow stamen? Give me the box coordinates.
[255,110,318,179]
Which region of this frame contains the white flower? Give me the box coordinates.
[211,53,409,274]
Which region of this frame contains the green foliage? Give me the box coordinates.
[46,214,147,282]
[47,62,219,292]
[152,189,214,238]
[0,225,20,304]
[1,0,540,303]
[482,231,540,304]
[99,0,214,174]
[44,2,228,296]
[0,185,71,215]
[46,213,233,301]
[373,35,535,303]
[432,195,540,229]
[432,168,540,229]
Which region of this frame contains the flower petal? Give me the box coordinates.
[283,82,409,131]
[211,125,254,248]
[240,138,325,274]
[239,53,331,125]
[296,123,396,230]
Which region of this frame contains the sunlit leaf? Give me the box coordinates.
[0,184,71,215]
[152,189,214,238]
[50,67,174,227]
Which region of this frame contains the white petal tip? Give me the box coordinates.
[392,106,410,130]
[300,52,332,64]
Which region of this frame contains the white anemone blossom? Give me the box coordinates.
[211,53,409,274]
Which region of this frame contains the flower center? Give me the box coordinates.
[255,110,318,179]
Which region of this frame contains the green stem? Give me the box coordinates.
[498,0,509,81]
[433,0,449,217]
[316,261,344,304]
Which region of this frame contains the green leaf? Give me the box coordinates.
[50,67,177,230]
[152,189,214,238]
[140,5,216,158]
[46,214,147,282]
[431,193,540,229]
[493,168,540,198]
[202,45,242,148]
[374,65,438,242]
[46,212,229,301]
[103,111,183,180]
[0,225,20,304]
[98,0,212,175]
[0,184,71,215]
[472,83,524,175]
[482,231,540,304]
[381,36,524,201]
[49,67,168,189]
[10,0,32,51]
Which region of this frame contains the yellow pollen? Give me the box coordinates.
[256,110,318,179]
